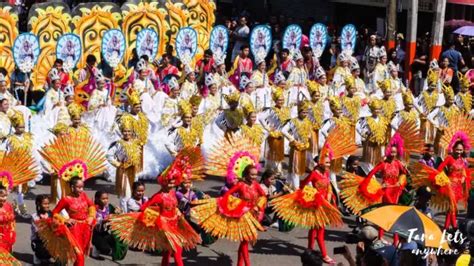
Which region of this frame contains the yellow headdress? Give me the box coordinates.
[9,110,24,128]
[402,91,414,105]
[242,102,255,117]
[178,100,193,117]
[224,92,240,104]
[306,80,320,96]
[67,103,84,119]
[458,72,470,89]
[297,100,311,113]
[344,76,356,89]
[377,79,391,93]
[442,84,455,100]
[119,115,134,131]
[369,98,383,111]
[189,95,202,107]
[272,87,285,102]
[127,90,141,106]
[51,122,69,136]
[427,69,439,86]
[328,96,342,111]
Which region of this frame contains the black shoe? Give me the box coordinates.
[91,255,105,261]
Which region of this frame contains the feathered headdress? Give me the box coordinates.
[204,73,216,87]
[458,72,471,89]
[306,80,320,96]
[189,94,202,107]
[239,74,252,90]
[387,61,398,72]
[427,69,439,86]
[442,84,455,100]
[158,147,205,185]
[206,136,260,185]
[385,132,405,158]
[429,59,439,70]
[242,101,255,117]
[39,133,107,182]
[369,98,382,111]
[224,91,240,104]
[328,96,342,111]
[272,87,285,102]
[441,114,474,154]
[0,149,39,190]
[344,76,356,89]
[8,110,24,128]
[274,71,286,85]
[136,58,147,72]
[127,90,141,106]
[315,66,326,79]
[319,125,357,165]
[50,122,69,136]
[48,68,60,81]
[293,50,303,61]
[402,91,414,105]
[377,79,392,93]
[213,51,226,67]
[297,100,311,113]
[377,46,387,58]
[349,57,360,72]
[67,103,84,119]
[178,100,193,117]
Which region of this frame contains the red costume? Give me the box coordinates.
[52,192,96,266]
[272,126,354,264]
[191,137,267,266]
[367,160,408,204]
[229,56,253,88]
[159,64,179,82]
[196,58,214,74]
[279,59,294,75]
[300,170,335,258]
[108,147,204,266]
[437,155,470,229]
[0,202,15,252]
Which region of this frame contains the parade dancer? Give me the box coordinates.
[411,115,473,230]
[192,137,266,266]
[37,177,96,266]
[272,125,356,264]
[454,73,472,114]
[165,101,201,157]
[259,87,290,174]
[282,101,313,189]
[107,117,142,210]
[109,148,203,266]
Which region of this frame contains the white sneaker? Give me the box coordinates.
[270,222,279,229]
[33,255,41,265]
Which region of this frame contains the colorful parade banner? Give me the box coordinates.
[340,24,357,55]
[209,25,229,55]
[13,33,40,73]
[310,23,328,58]
[282,24,302,53]
[136,28,159,62]
[101,29,126,68]
[56,34,81,72]
[250,25,272,59]
[175,27,198,61]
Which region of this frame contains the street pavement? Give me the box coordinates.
[11,175,359,266]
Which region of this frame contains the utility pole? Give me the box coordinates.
[386,0,397,50]
[430,0,447,60]
[405,0,418,83]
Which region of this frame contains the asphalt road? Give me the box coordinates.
[11,175,360,266]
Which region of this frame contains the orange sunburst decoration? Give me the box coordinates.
[0,149,39,190]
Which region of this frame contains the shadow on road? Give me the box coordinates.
[184,248,233,266]
[13,251,33,264]
[251,239,304,256]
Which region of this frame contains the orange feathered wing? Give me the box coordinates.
[339,173,383,215]
[410,162,456,211]
[0,248,21,266]
[319,125,357,165]
[440,114,474,155]
[0,149,39,187]
[39,133,107,180]
[397,120,424,157]
[191,196,265,242]
[36,216,82,264]
[108,208,201,252]
[270,186,343,229]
